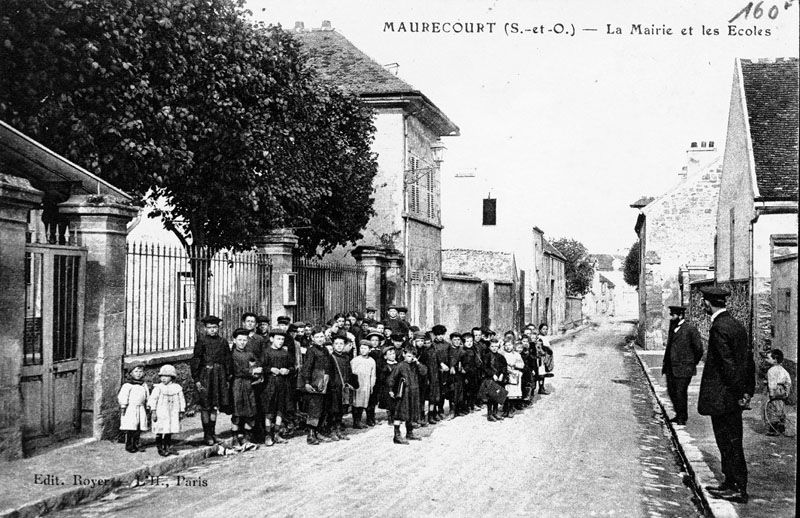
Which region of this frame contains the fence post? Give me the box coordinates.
[255,229,298,325]
[0,174,43,460]
[60,194,138,440]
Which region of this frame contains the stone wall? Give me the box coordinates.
[124,352,200,413]
[441,275,482,332]
[689,279,751,354]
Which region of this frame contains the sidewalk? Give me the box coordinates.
[0,413,238,518]
[1,324,591,518]
[633,346,797,518]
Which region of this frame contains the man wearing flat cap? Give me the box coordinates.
[697,286,753,504]
[661,305,703,426]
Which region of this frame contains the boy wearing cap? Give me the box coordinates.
[300,326,335,445]
[191,315,232,445]
[362,307,378,328]
[697,286,752,504]
[148,364,186,456]
[661,305,703,425]
[262,330,294,446]
[387,346,428,444]
[255,315,270,337]
[418,331,441,425]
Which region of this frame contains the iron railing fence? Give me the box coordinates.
[292,255,366,326]
[125,242,272,355]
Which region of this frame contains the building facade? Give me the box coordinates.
[714,57,798,368]
[295,23,459,328]
[632,142,722,349]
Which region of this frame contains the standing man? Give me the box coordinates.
[697,287,751,504]
[661,305,704,425]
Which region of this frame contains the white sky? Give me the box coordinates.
[248,0,798,255]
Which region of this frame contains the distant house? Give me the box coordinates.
[713,58,798,377]
[532,230,568,331]
[632,141,722,348]
[295,22,459,328]
[441,249,519,333]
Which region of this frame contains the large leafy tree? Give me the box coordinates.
[623,241,641,287]
[0,0,378,255]
[551,237,595,296]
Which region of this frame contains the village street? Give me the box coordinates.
[52,320,702,518]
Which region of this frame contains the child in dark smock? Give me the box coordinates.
[230,328,260,451]
[262,330,294,446]
[387,346,428,444]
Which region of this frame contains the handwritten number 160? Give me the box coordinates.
[728,1,791,23]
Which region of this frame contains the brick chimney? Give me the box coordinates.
[682,140,716,179]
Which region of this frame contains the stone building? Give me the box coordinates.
[441,249,520,333]
[530,228,568,331]
[1,121,137,458]
[631,141,722,349]
[713,58,798,366]
[294,22,459,328]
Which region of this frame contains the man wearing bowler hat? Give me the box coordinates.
[661,305,703,426]
[697,286,752,504]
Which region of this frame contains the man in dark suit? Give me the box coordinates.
[697,286,751,504]
[662,305,704,425]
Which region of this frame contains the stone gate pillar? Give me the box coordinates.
[352,246,386,317]
[255,229,298,324]
[60,194,138,440]
[0,174,43,459]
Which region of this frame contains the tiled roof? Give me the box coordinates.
[740,58,799,200]
[599,273,616,288]
[294,30,417,96]
[442,249,516,283]
[543,239,567,261]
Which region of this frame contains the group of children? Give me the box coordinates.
[117,306,557,453]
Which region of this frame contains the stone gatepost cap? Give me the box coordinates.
[59,194,139,216]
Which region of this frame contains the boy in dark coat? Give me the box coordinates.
[387,346,428,444]
[431,325,451,419]
[446,332,466,418]
[327,335,354,441]
[230,328,260,451]
[417,332,440,425]
[300,326,335,445]
[262,330,294,446]
[366,332,385,426]
[460,333,483,412]
[191,315,232,445]
[483,340,508,422]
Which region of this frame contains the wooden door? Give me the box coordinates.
[21,245,86,450]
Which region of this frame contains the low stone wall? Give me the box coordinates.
[123,350,200,414]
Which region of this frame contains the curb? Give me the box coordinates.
[0,434,236,518]
[630,346,739,518]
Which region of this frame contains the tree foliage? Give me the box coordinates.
[0,0,378,255]
[623,241,641,287]
[550,237,594,296]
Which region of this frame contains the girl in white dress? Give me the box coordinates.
[118,363,149,453]
[148,364,186,456]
